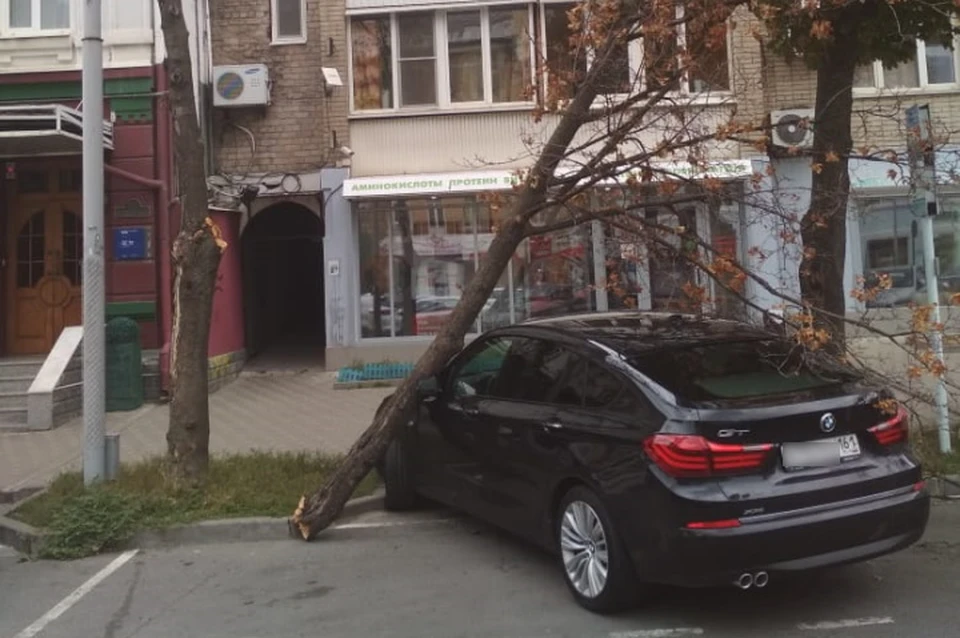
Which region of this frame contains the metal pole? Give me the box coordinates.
[909,105,951,454]
[82,0,106,485]
[921,212,952,453]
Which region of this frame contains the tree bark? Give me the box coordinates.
[290,45,607,539]
[157,0,223,484]
[799,22,858,352]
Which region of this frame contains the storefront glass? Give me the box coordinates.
[355,189,745,340]
[856,195,960,308]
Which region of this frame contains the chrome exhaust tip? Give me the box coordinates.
[753,571,769,588]
[734,572,753,590]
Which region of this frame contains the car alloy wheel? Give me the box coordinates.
[556,485,641,613]
[560,500,610,598]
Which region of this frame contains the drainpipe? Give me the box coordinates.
[154,65,174,393]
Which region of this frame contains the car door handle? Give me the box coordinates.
[449,403,480,417]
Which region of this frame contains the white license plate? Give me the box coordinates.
[781,434,861,470]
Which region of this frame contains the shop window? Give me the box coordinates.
[350,6,533,112]
[272,0,306,43]
[857,198,926,308]
[8,0,69,32]
[854,39,958,90]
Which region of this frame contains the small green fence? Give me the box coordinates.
[336,362,416,383]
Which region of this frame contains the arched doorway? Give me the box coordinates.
[241,201,325,365]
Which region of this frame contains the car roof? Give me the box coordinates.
[497,311,777,357]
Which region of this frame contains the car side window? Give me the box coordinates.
[491,338,576,404]
[449,337,513,399]
[582,361,625,408]
[551,356,586,406]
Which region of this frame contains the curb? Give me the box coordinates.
[127,490,386,550]
[928,474,960,499]
[333,380,403,390]
[0,515,45,556]
[0,490,386,558]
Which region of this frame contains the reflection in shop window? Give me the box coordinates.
[858,198,925,308]
[355,193,746,340]
[357,203,396,337]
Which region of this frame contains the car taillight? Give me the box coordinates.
[868,405,909,446]
[643,434,774,478]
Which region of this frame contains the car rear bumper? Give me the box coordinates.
[635,484,930,587]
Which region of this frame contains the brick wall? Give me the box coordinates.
[762,40,960,150]
[210,0,349,175]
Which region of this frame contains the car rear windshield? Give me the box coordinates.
[628,339,860,403]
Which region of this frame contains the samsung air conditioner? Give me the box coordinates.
[770,108,815,149]
[213,64,271,108]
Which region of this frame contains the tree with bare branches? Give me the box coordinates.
[755,0,960,350]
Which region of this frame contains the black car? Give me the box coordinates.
[378,311,930,613]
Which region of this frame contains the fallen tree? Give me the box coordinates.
[290,0,761,539]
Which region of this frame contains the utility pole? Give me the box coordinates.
[906,104,951,454]
[82,0,106,485]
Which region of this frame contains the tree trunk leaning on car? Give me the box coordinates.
[289,0,749,540]
[157,0,226,484]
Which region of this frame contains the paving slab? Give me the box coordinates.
[0,372,392,492]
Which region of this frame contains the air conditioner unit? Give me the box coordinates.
[213,64,270,108]
[770,108,815,149]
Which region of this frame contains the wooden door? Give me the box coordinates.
[7,201,83,355]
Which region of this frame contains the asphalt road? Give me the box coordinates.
[2,503,960,638]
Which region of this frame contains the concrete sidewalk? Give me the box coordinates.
[0,372,392,493]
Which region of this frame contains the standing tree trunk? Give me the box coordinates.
[799,20,858,352]
[157,0,224,483]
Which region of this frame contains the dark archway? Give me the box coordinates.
[241,202,325,365]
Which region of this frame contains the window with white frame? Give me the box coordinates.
[350,6,534,112]
[272,0,306,43]
[540,1,730,99]
[854,39,958,90]
[8,0,69,32]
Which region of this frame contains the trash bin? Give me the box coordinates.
[106,316,144,412]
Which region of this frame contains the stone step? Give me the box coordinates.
[0,376,35,393]
[0,407,28,429]
[0,392,29,410]
[0,359,43,378]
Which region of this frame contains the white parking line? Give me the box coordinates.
[332,518,456,530]
[610,629,705,638]
[12,549,139,638]
[797,617,894,631]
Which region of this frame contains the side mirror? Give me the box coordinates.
[417,375,441,399]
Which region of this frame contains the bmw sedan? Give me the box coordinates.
[377,311,930,613]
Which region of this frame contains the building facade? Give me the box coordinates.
[325,1,769,367]
[200,1,960,371]
[0,0,223,415]
[207,0,352,362]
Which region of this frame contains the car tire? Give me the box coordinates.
[556,485,639,614]
[382,434,420,511]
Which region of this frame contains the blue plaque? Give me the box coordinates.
[113,227,149,261]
